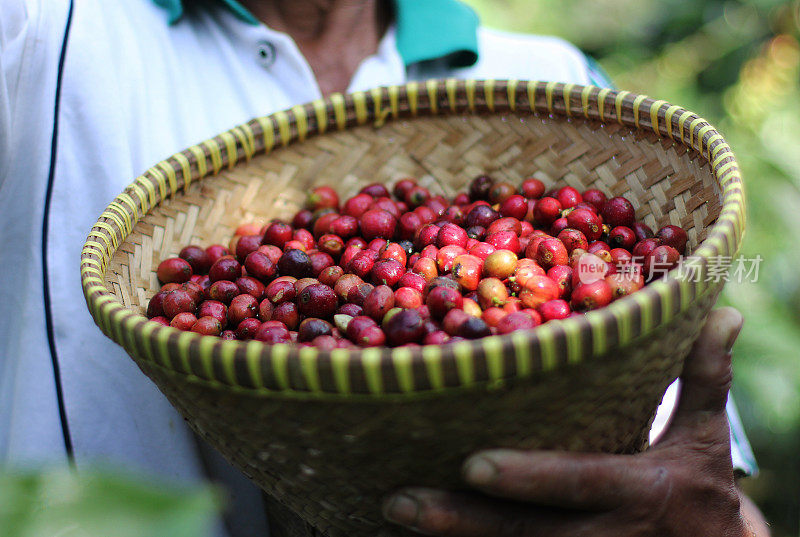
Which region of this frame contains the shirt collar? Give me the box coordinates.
[152,0,479,68]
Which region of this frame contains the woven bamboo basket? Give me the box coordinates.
[81,80,745,536]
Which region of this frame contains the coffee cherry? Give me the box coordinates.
[656,225,688,254]
[170,312,198,330]
[602,197,636,228]
[179,246,211,275]
[571,280,613,311]
[533,197,562,227]
[359,209,397,241]
[520,178,545,199]
[426,286,463,320]
[157,257,193,284]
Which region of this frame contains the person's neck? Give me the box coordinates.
[242,1,391,96]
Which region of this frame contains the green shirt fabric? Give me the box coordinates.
[152,0,480,68]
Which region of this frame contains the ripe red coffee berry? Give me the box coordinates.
[179,245,211,275]
[656,225,689,254]
[633,222,655,242]
[556,186,582,209]
[235,234,263,263]
[197,300,228,327]
[227,294,258,326]
[644,245,681,280]
[360,182,390,198]
[170,312,198,331]
[496,311,538,334]
[468,174,494,201]
[205,244,230,264]
[535,238,569,270]
[244,251,276,282]
[292,209,313,230]
[261,222,293,248]
[363,285,395,322]
[306,186,339,211]
[383,308,426,346]
[436,223,467,248]
[359,209,397,241]
[464,204,500,229]
[426,286,464,320]
[191,316,223,336]
[394,287,423,309]
[451,254,482,291]
[206,280,239,304]
[520,177,545,199]
[208,256,241,283]
[533,197,562,227]
[538,299,571,321]
[582,189,607,213]
[235,317,262,340]
[371,258,405,287]
[632,238,662,260]
[519,275,560,309]
[265,279,296,304]
[557,228,589,254]
[601,197,636,229]
[297,318,334,342]
[567,208,603,241]
[342,193,373,218]
[272,301,300,330]
[571,280,613,311]
[254,324,291,344]
[163,289,196,319]
[147,290,169,318]
[157,257,193,284]
[608,226,636,250]
[297,283,338,319]
[278,249,313,279]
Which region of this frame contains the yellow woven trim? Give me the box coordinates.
[84,241,110,266]
[616,302,633,343]
[201,140,223,174]
[245,342,265,389]
[562,322,582,364]
[81,255,102,268]
[660,281,675,323]
[270,344,290,390]
[177,331,195,376]
[273,111,292,146]
[138,320,158,363]
[330,93,347,129]
[234,125,256,159]
[649,100,668,135]
[632,291,653,333]
[95,219,120,250]
[581,85,593,118]
[388,85,400,118]
[677,111,694,143]
[312,99,328,134]
[712,143,731,166]
[716,161,738,178]
[298,347,321,392]
[597,88,611,122]
[632,94,648,129]
[446,78,458,112]
[85,232,110,259]
[511,331,532,378]
[198,336,221,380]
[482,337,504,382]
[147,167,168,203]
[687,117,706,150]
[422,346,444,390]
[483,79,495,111]
[371,87,389,128]
[615,90,630,124]
[134,176,157,210]
[361,348,384,393]
[465,79,477,111]
[585,313,607,356]
[696,124,715,158]
[526,81,538,113]
[157,161,178,195]
[392,347,414,392]
[106,202,132,235]
[218,131,238,169]
[425,79,438,114]
[116,193,139,222]
[538,328,557,371]
[172,152,193,191]
[562,83,574,116]
[256,117,276,152]
[291,105,308,141]
[545,81,557,113]
[507,79,518,111]
[663,105,682,139]
[406,82,419,115]
[216,339,237,385]
[330,348,351,394]
[188,145,208,178]
[453,342,475,385]
[351,91,367,125]
[705,132,723,161]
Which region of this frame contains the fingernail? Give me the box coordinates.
[463,455,498,485]
[383,493,419,525]
[725,318,744,353]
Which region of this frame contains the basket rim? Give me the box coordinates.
[81,79,745,398]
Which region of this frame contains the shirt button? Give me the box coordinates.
[256,40,276,68]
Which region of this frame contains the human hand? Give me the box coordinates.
[383,307,752,536]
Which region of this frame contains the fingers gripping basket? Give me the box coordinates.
[81,80,745,536]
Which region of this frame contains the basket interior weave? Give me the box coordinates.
[106,113,720,313]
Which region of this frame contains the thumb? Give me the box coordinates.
[658,307,743,444]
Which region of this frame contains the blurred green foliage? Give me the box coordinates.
[464,0,800,534]
[0,467,221,537]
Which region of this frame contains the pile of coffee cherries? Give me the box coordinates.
[146,175,688,348]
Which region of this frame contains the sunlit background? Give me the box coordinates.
[463,0,800,534]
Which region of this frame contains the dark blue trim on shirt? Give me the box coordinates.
[42,0,76,461]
